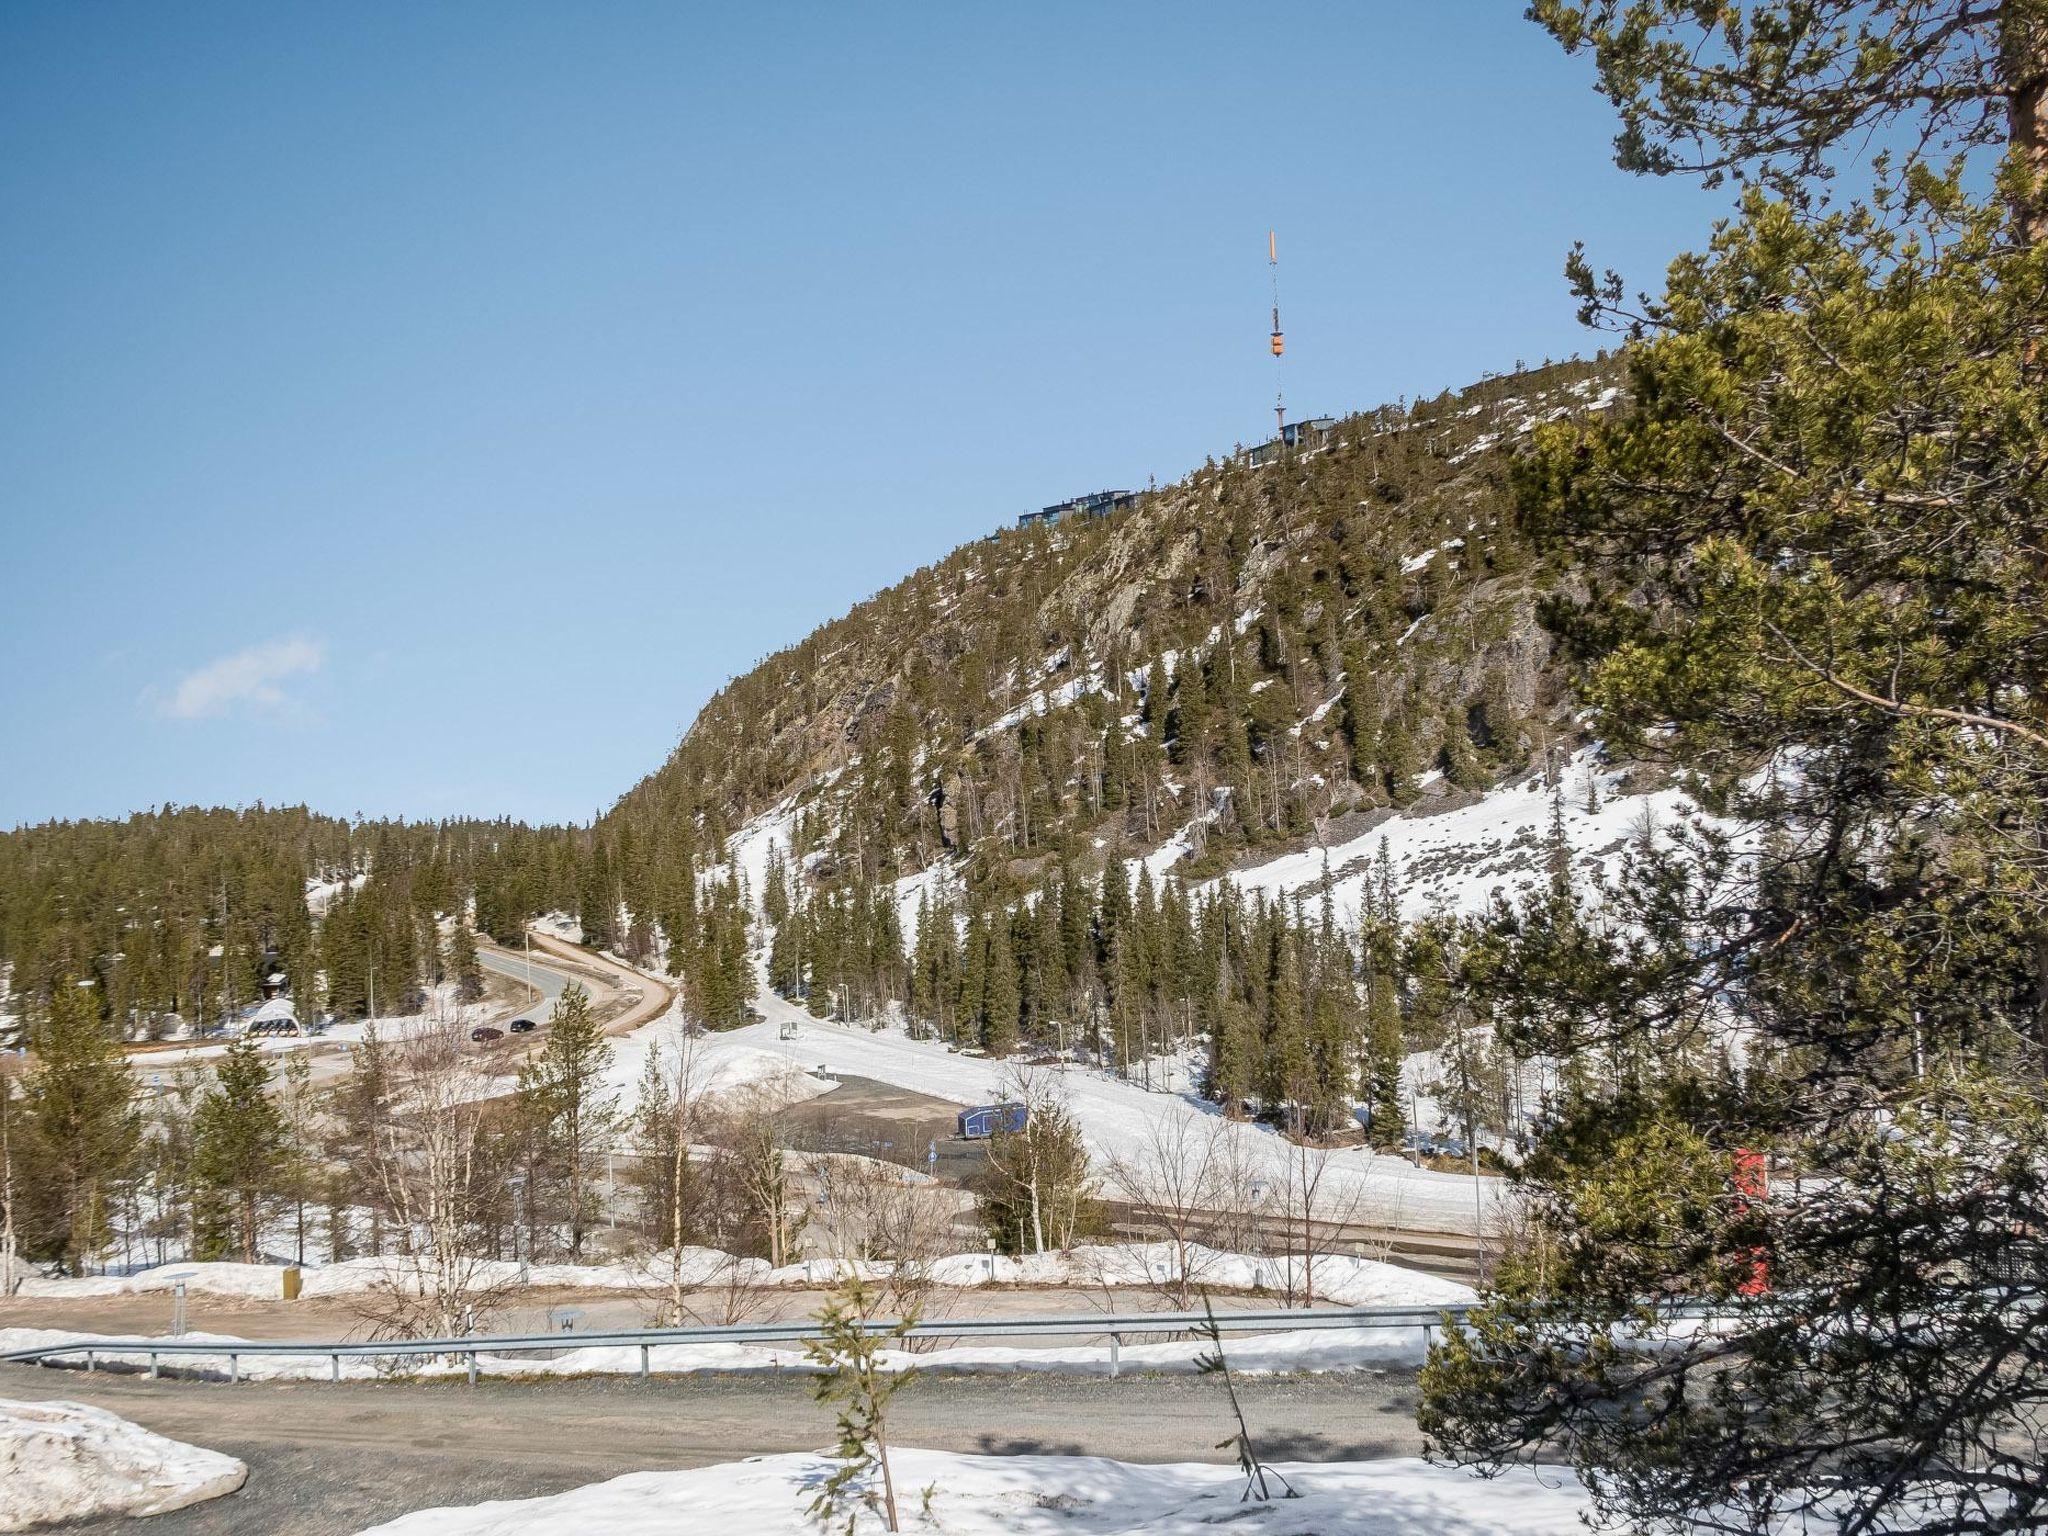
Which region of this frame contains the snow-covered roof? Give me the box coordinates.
[249,997,298,1023]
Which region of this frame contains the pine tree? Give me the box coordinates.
[1424,9,2048,1533]
[980,915,1019,1057]
[449,920,484,1004]
[192,1033,286,1263]
[805,1272,916,1536]
[516,983,614,1258]
[17,981,138,1272]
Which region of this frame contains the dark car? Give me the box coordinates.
[508,1017,538,1034]
[469,1026,504,1043]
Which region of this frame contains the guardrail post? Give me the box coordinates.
[1109,1333,1120,1379]
[85,1349,95,1373]
[467,1350,478,1387]
[229,1352,240,1385]
[331,1352,340,1383]
[148,1352,158,1379]
[639,1343,650,1380]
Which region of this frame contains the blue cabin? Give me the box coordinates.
[957,1102,1030,1139]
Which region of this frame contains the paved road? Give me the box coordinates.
[519,930,677,1037]
[475,945,573,1022]
[0,1363,1428,1533]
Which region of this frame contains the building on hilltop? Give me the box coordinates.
[1017,489,1139,530]
[1244,415,1337,468]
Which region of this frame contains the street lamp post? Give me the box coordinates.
[509,1173,529,1287]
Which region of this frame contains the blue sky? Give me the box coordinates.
[0,2,1716,828]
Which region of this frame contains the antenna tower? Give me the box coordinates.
[1268,229,1285,439]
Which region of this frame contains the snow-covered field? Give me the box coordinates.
[0,1398,245,1530]
[687,974,1502,1235]
[352,1449,1591,1536]
[593,1013,834,1118]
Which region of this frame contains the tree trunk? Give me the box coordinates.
[2008,3,2048,245]
[2011,9,2048,1062]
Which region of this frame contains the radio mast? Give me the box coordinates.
[1268,229,1285,440]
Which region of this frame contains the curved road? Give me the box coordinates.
[0,1361,1429,1534]
[475,945,575,1021]
[481,931,678,1039]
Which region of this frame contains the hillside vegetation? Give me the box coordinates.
[603,355,1623,925]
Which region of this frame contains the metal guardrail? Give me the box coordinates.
[0,1302,1470,1385]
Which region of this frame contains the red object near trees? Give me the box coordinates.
[1731,1148,1770,1296]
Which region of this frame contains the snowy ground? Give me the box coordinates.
[351,1448,1592,1536]
[132,993,482,1070]
[688,974,1502,1235]
[8,1235,1466,1309]
[2,1307,1459,1382]
[0,1398,245,1531]
[1,1244,1474,1383]
[593,1013,834,1118]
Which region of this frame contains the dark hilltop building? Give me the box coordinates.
[1244,415,1337,468]
[1017,489,1140,530]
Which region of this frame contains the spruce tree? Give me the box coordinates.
[449,920,484,1004]
[516,983,614,1259]
[17,980,138,1272]
[192,1034,286,1263]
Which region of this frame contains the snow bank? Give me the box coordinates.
[0,1398,246,1530]
[352,1448,1591,1536]
[9,1240,1467,1309]
[297,1248,769,1300]
[533,1320,1446,1379]
[13,1261,291,1302]
[3,1302,1460,1383]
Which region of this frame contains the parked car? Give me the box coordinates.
[508,1017,538,1034]
[469,1026,504,1043]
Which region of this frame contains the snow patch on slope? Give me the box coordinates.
[1214,748,1696,924]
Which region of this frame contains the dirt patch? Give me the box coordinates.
[773,1075,991,1184]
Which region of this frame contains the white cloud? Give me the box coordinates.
[158,635,325,721]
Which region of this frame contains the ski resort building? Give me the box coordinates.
[1017,489,1138,529]
[1244,415,1337,467]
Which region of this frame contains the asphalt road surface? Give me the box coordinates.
[0,1363,1429,1533]
[475,945,571,1023]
